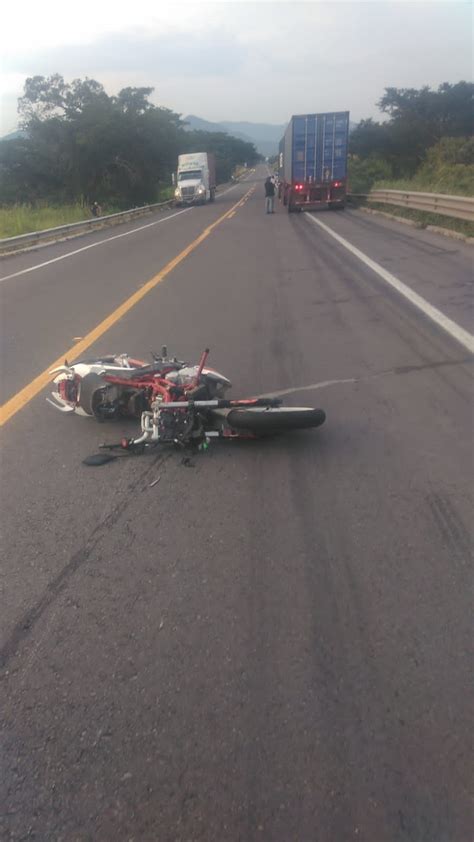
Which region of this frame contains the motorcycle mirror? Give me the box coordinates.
[83,452,118,466]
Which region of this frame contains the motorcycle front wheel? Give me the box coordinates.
[226,406,326,434]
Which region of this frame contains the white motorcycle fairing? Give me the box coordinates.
[48,356,232,415]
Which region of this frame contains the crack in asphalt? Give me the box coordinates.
[0,452,170,670]
[1,355,471,669]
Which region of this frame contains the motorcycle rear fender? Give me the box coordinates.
[46,393,90,415]
[49,364,73,376]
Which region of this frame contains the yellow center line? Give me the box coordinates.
[0,187,254,427]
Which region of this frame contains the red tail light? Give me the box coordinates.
[59,378,78,404]
[294,184,304,191]
[332,181,342,188]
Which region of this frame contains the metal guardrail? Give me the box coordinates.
[0,176,246,255]
[351,189,474,222]
[0,199,174,254]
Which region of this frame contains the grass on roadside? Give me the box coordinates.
[0,203,97,239]
[0,197,174,239]
[349,198,474,239]
[158,186,174,202]
[373,169,474,198]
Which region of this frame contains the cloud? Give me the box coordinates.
[1,1,472,134]
[3,29,245,79]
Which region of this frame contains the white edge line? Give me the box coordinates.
[0,208,195,283]
[305,214,474,354]
[0,182,247,284]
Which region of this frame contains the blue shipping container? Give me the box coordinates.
[282,112,349,184]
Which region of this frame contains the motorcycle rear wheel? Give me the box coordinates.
[226,406,325,434]
[78,373,106,415]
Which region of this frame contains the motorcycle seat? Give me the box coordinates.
[115,363,175,380]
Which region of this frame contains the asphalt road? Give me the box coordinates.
[1,167,472,841]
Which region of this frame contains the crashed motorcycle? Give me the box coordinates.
[48,347,326,459]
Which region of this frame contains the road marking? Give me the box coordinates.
[218,183,243,197]
[306,214,474,354]
[0,187,254,426]
[228,211,236,219]
[0,183,245,284]
[0,208,197,284]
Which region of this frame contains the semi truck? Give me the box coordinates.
[174,152,216,206]
[279,112,350,213]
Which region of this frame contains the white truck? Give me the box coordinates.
[174,152,216,206]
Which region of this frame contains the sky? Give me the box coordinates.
[1,0,472,135]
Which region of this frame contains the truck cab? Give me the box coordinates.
[175,153,216,206]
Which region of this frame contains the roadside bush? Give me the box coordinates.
[348,156,393,193]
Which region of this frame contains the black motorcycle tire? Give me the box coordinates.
[77,373,107,415]
[226,407,326,434]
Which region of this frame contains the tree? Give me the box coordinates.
[180,130,260,182]
[1,75,260,208]
[18,74,68,125]
[379,82,473,138]
[349,81,474,179]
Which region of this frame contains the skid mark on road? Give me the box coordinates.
[0,187,254,426]
[256,356,472,399]
[305,214,474,354]
[426,492,472,567]
[0,452,171,672]
[260,377,358,398]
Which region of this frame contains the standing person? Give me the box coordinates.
[264,177,275,214]
[90,201,102,217]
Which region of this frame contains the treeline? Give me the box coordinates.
[0,75,261,208]
[348,82,474,194]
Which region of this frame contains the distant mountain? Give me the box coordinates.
[1,129,26,142]
[184,115,359,156]
[183,115,285,157]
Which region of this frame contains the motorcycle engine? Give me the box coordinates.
[92,386,148,419]
[157,407,198,443]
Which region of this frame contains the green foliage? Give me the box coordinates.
[348,156,393,193]
[0,202,99,238]
[374,137,474,196]
[179,129,260,183]
[421,136,474,168]
[349,82,474,192]
[378,82,473,137]
[0,74,260,210]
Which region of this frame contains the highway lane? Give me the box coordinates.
[1,167,472,841]
[0,179,250,404]
[307,205,473,335]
